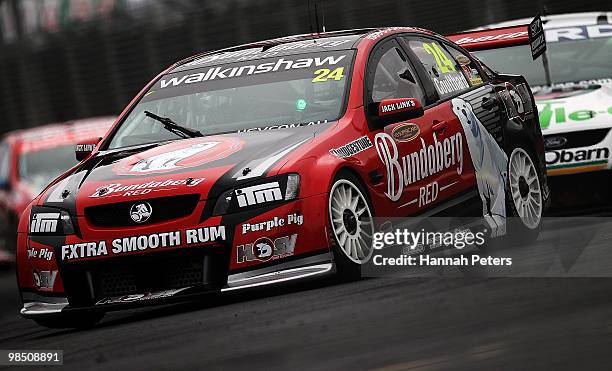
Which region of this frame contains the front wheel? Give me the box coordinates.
[506,146,544,243]
[328,172,375,280]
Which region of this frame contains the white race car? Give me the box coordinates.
[471,12,612,213]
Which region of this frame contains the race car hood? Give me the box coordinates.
[38,123,330,215]
[536,81,612,135]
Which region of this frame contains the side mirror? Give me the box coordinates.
[369,97,424,129]
[75,137,102,161]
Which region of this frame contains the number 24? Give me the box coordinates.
[312,67,345,82]
[423,42,456,74]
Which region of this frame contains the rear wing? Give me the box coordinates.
[446,25,529,51]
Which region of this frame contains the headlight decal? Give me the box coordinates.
[212,173,301,215]
[235,181,283,207]
[30,212,60,234]
[29,207,75,236]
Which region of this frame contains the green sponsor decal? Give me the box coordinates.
[537,100,612,129]
[568,110,595,121]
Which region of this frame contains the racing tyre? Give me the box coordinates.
[34,312,104,329]
[506,146,543,244]
[328,171,375,281]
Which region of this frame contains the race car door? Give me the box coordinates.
[400,35,495,203]
[366,38,452,214]
[403,35,510,230]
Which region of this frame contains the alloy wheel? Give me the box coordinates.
[329,179,374,264]
[509,148,542,229]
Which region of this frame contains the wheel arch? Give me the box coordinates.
[329,165,377,217]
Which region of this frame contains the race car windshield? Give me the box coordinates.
[474,32,612,87]
[107,50,354,149]
[19,145,78,194]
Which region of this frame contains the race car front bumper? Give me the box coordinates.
[544,128,612,176]
[20,251,334,318]
[19,191,333,318]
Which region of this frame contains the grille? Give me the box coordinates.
[96,268,137,296]
[544,129,610,150]
[85,194,200,227]
[92,254,207,298]
[59,248,228,306]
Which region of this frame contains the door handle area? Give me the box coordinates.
[482,96,496,110]
[432,120,448,132]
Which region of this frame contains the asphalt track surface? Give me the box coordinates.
[2,221,612,370]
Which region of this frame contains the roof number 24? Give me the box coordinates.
[312,67,345,82]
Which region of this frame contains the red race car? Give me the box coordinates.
[0,118,114,266]
[17,27,549,328]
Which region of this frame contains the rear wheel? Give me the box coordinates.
[506,146,543,243]
[34,312,104,329]
[328,172,375,280]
